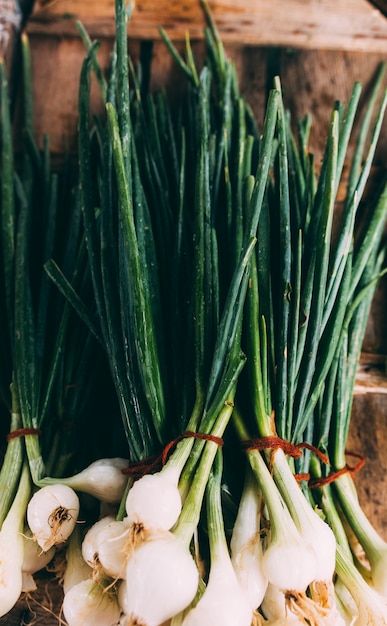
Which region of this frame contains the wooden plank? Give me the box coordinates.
[271,48,387,166]
[355,354,387,394]
[28,0,387,52]
[350,391,387,537]
[26,35,114,156]
[25,34,271,157]
[26,34,387,165]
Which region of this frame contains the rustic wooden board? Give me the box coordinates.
[351,390,387,537]
[28,0,387,52]
[22,0,387,168]
[25,35,271,156]
[24,35,387,160]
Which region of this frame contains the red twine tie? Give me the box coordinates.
[7,427,42,441]
[241,436,364,487]
[122,431,224,480]
[241,435,329,464]
[308,452,365,488]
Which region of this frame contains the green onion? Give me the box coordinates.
[2,2,387,623]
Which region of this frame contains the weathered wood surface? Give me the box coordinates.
[24,36,387,166]
[29,0,387,52]
[22,0,387,167]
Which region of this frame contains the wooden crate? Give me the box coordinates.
[2,0,387,623]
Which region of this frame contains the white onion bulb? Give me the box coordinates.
[0,464,32,616]
[64,457,129,504]
[97,519,130,579]
[125,467,182,531]
[22,530,56,575]
[123,531,199,625]
[21,530,56,592]
[230,475,268,610]
[0,506,24,617]
[81,515,116,568]
[62,578,121,626]
[21,572,37,594]
[261,584,332,626]
[260,583,288,621]
[272,449,336,584]
[262,534,317,592]
[27,484,80,551]
[181,553,253,626]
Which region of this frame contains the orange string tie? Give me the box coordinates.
[309,451,365,489]
[241,436,303,458]
[241,436,328,464]
[241,436,330,484]
[294,473,311,483]
[121,454,163,480]
[7,427,42,441]
[122,431,224,480]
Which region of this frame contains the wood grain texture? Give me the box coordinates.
[26,36,387,170]
[350,390,387,538]
[28,0,387,52]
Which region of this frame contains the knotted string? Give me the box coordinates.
[308,452,365,488]
[241,436,364,487]
[122,430,224,480]
[241,435,329,464]
[7,427,42,441]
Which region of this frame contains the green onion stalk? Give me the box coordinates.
[34,5,387,625]
[0,31,123,618]
[42,2,285,623]
[231,63,387,621]
[311,212,387,604]
[306,69,387,615]
[2,0,387,623]
[56,0,279,516]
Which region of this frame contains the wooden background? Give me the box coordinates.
[2,0,387,623]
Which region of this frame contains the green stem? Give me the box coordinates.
[0,384,23,528]
[173,395,236,548]
[333,473,387,565]
[232,407,298,546]
[3,461,32,538]
[106,102,166,443]
[206,450,228,562]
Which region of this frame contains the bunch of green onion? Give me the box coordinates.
[1,0,387,624]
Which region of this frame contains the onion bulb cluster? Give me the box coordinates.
[3,449,387,625]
